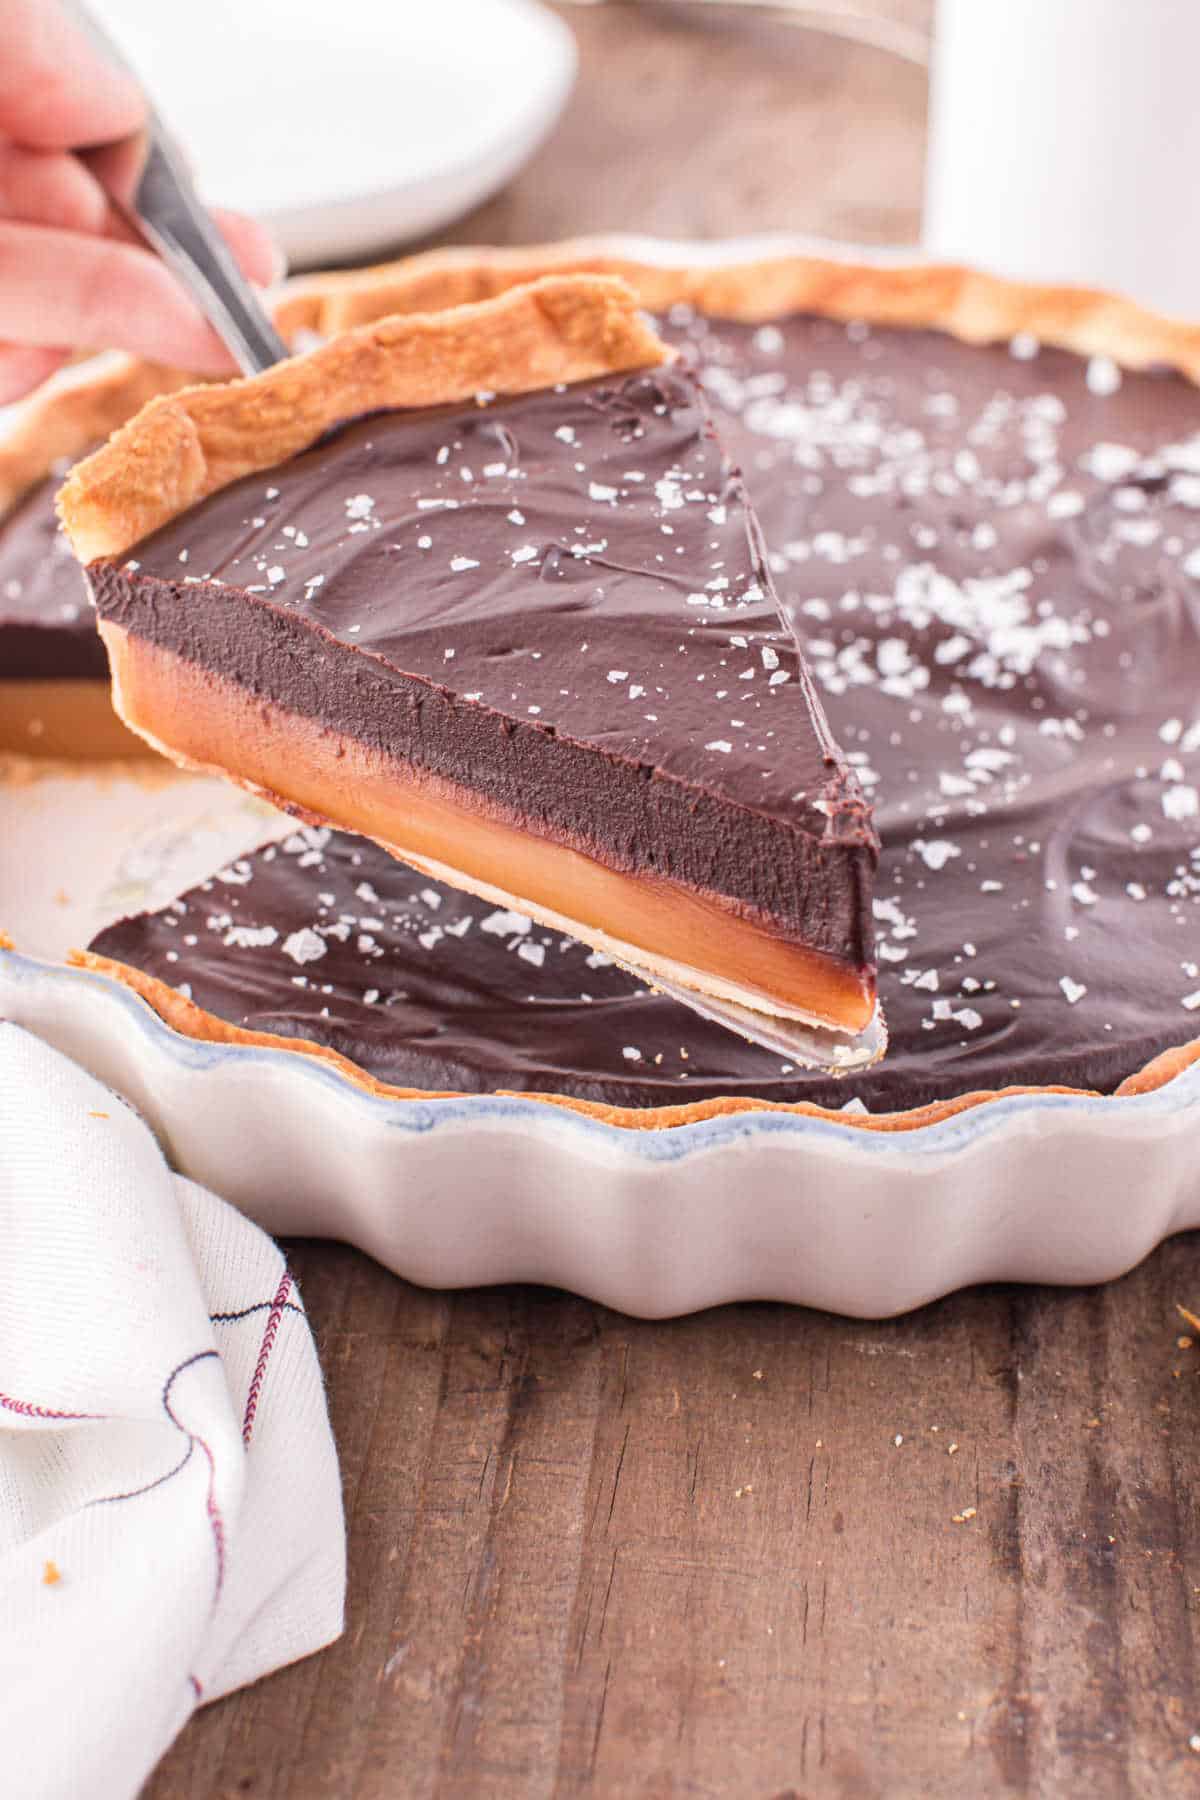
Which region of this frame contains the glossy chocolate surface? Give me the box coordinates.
[92,309,1200,1110]
[684,308,1200,1104]
[0,473,104,679]
[90,368,877,963]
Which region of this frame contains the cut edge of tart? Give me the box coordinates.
[0,355,191,761]
[93,628,879,1045]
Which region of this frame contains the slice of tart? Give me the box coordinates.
[58,276,879,1037]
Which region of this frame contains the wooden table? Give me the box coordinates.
[151,8,1200,1795]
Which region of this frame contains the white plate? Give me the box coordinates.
[95,0,578,266]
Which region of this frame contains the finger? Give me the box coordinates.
[0,344,71,405]
[0,144,109,234]
[0,222,244,373]
[0,0,145,150]
[210,209,286,288]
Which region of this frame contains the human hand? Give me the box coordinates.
[0,0,282,401]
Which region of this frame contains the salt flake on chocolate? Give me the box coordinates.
[913,839,961,872]
[481,910,532,939]
[282,927,326,965]
[223,925,278,949]
[1163,784,1199,822]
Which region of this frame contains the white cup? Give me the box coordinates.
[924,0,1200,321]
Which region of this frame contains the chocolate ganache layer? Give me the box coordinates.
[1,471,104,679]
[89,367,877,984]
[91,307,1200,1113]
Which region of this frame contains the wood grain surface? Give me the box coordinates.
[148,6,1200,1796]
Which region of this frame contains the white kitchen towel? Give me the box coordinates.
[0,1023,346,1800]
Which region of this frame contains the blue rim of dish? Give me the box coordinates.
[5,948,1199,1165]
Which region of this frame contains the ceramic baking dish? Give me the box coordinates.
[4,234,1199,1318]
[4,943,1199,1318]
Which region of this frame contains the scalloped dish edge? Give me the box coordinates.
[5,944,1200,1162]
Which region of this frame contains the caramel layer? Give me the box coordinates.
[103,624,876,1033]
[0,678,154,759]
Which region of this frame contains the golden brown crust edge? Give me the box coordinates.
[58,276,670,563]
[0,268,363,520]
[56,946,1200,1135]
[22,242,1200,543]
[273,236,1200,381]
[0,355,189,518]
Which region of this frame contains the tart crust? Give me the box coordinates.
[0,354,189,518]
[274,236,1200,379]
[57,277,670,562]
[0,260,494,522]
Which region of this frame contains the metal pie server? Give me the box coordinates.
[613,963,887,1075]
[90,125,288,376]
[70,9,883,1076]
[70,3,286,375]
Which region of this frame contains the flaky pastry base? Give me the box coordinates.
[57,277,669,562]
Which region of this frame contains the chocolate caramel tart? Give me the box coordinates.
[66,246,1200,1127]
[61,277,879,1035]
